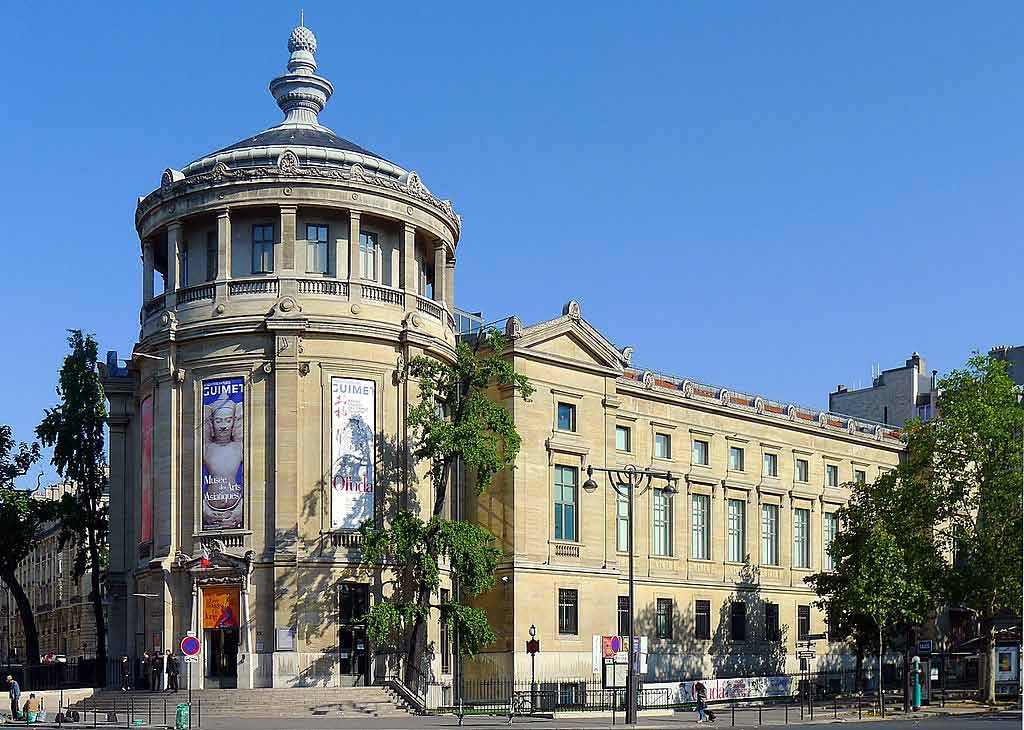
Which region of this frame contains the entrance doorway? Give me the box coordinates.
[205,627,239,688]
[339,584,370,685]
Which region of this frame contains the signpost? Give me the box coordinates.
[180,635,201,726]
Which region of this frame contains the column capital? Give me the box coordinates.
[166,220,184,232]
[217,207,231,220]
[403,221,416,234]
[349,210,362,220]
[279,204,298,214]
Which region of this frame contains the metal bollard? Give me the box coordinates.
[149,696,152,725]
[786,702,789,723]
[758,704,762,725]
[834,696,837,719]
[731,701,735,726]
[164,699,167,726]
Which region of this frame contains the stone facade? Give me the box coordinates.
[463,305,904,682]
[101,22,459,690]
[102,21,907,694]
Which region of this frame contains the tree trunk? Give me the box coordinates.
[981,619,997,703]
[404,580,432,687]
[2,569,41,665]
[855,644,864,692]
[903,626,913,713]
[88,526,107,687]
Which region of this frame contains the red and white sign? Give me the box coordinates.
[180,636,201,656]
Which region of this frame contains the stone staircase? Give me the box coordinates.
[67,686,411,719]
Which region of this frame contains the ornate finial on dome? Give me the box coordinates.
[270,20,334,129]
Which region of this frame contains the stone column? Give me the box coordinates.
[278,205,297,273]
[217,209,232,280]
[445,254,456,311]
[166,222,183,308]
[190,580,204,689]
[237,570,254,689]
[349,211,362,301]
[143,239,155,301]
[432,243,446,304]
[402,223,417,299]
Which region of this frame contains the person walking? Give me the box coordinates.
[6,675,20,720]
[693,680,708,724]
[150,652,162,692]
[120,656,131,691]
[165,650,180,692]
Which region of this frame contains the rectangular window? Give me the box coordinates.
[359,230,377,280]
[617,596,630,637]
[558,589,578,635]
[823,512,839,571]
[615,425,631,452]
[798,605,811,641]
[556,402,576,432]
[729,446,744,471]
[763,452,778,477]
[206,231,218,282]
[652,488,672,556]
[553,466,578,542]
[731,602,747,641]
[761,503,779,565]
[854,469,867,485]
[795,458,809,483]
[727,498,746,563]
[616,495,629,552]
[656,598,673,640]
[695,600,711,640]
[765,602,781,641]
[691,494,710,560]
[252,224,274,273]
[692,439,709,466]
[826,464,839,487]
[793,508,810,568]
[440,588,451,674]
[654,433,671,459]
[306,224,329,274]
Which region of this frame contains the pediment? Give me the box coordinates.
[513,314,626,373]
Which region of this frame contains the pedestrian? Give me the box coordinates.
[140,652,150,690]
[165,649,180,692]
[150,652,162,692]
[693,680,708,724]
[120,656,131,691]
[6,675,20,720]
[23,693,41,723]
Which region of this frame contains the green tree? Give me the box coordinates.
[0,425,56,665]
[846,523,930,715]
[807,467,939,711]
[360,329,533,685]
[36,331,110,683]
[916,354,1024,702]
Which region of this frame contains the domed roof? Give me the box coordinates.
[184,20,396,174]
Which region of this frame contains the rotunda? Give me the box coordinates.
[103,21,460,689]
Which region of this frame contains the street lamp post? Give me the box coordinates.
[582,464,676,725]
[528,624,537,711]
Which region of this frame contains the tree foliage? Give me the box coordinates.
[808,352,1023,704]
[36,330,110,679]
[0,425,53,664]
[359,329,533,680]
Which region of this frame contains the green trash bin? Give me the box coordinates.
[175,703,190,730]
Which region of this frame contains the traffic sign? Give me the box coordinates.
[797,650,816,659]
[180,636,201,656]
[804,632,827,641]
[918,640,933,654]
[184,655,200,664]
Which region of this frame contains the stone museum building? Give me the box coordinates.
[101,22,905,692]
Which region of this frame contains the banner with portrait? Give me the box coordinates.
[140,396,153,544]
[330,377,375,529]
[201,377,244,530]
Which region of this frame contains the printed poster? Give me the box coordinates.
[140,396,153,544]
[202,377,244,530]
[330,378,375,529]
[202,586,240,629]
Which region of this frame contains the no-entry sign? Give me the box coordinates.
[180,636,201,656]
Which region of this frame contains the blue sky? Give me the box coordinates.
[1,2,1021,485]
